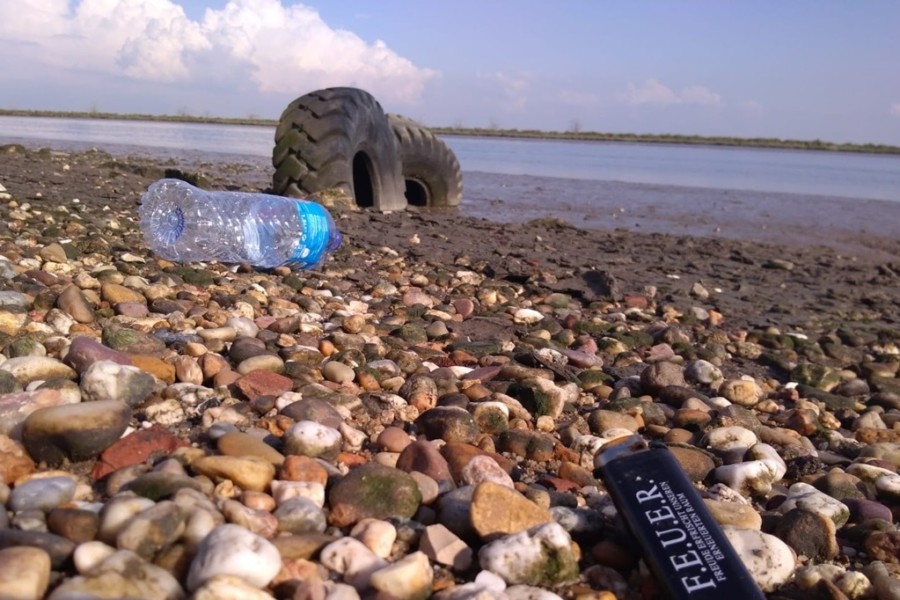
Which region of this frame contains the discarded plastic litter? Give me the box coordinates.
[139,179,342,269]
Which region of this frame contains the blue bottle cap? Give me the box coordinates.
[290,202,340,268]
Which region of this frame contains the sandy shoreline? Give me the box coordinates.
[6,137,900,263]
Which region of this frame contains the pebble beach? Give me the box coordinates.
[0,143,898,599]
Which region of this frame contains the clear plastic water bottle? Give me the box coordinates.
[138,179,342,269]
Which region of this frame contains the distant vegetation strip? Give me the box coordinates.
[3,108,899,155]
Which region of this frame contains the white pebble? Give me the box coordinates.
[270,480,326,508]
[191,574,277,600]
[746,443,787,481]
[320,537,388,590]
[714,460,778,497]
[186,524,281,591]
[73,541,117,575]
[722,526,796,592]
[513,308,544,324]
[98,495,156,544]
[779,482,850,528]
[874,472,900,501]
[706,426,758,455]
[478,522,577,586]
[460,455,514,489]
[369,551,433,600]
[351,518,397,559]
[283,420,342,459]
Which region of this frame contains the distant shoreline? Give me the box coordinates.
[2,108,899,155]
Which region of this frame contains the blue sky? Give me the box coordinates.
[2,0,899,144]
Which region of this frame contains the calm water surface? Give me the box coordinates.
[1,115,898,202]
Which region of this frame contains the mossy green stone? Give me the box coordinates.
[328,464,422,528]
[791,362,841,390]
[171,266,215,286]
[394,324,428,344]
[0,369,23,394]
[102,326,142,350]
[507,381,553,417]
[7,337,44,358]
[578,370,613,390]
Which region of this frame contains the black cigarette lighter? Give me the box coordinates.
[594,435,766,600]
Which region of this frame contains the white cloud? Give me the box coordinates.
[559,90,599,107]
[622,78,721,107]
[0,0,435,105]
[890,103,900,117]
[740,100,764,114]
[479,72,529,113]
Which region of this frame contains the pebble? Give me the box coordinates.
[706,425,759,457]
[640,361,686,392]
[396,440,454,487]
[376,426,413,452]
[684,359,723,385]
[186,523,281,591]
[478,522,579,586]
[116,500,186,561]
[0,530,76,569]
[351,518,397,558]
[722,526,796,592]
[864,561,900,600]
[80,360,155,407]
[320,536,388,590]
[279,455,329,486]
[0,434,36,484]
[327,464,422,528]
[283,420,343,460]
[92,424,190,480]
[9,475,76,512]
[0,389,71,437]
[323,360,356,384]
[703,498,762,529]
[191,575,277,600]
[470,482,554,539]
[0,546,51,600]
[370,551,434,599]
[47,508,100,544]
[217,431,285,466]
[0,356,76,385]
[417,406,479,444]
[233,369,293,401]
[420,523,474,571]
[775,508,838,561]
[236,354,284,375]
[56,284,95,324]
[746,443,787,480]
[714,460,778,497]
[274,496,327,534]
[21,400,132,466]
[719,378,765,406]
[190,455,275,493]
[460,454,515,488]
[779,482,851,527]
[49,549,183,600]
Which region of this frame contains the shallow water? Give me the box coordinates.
[2,115,899,202]
[2,118,899,260]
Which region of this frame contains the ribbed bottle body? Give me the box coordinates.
[139,179,341,269]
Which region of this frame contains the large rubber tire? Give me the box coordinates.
[273,88,406,211]
[389,115,463,208]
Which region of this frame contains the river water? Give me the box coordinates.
[2,115,898,202]
[2,115,899,257]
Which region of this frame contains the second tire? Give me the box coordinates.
[389,115,463,208]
